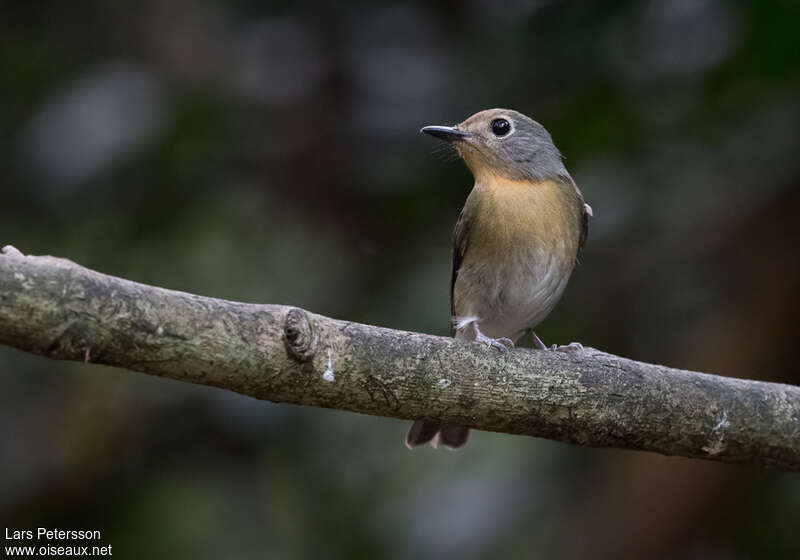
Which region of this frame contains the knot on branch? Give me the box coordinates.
[284,307,317,362]
[1,245,24,258]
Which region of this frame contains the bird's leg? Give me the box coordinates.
[530,330,583,352]
[472,322,514,351]
[530,331,548,350]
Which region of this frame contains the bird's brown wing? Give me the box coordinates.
[450,208,470,332]
[559,173,591,254]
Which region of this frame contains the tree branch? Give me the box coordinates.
[1,245,799,471]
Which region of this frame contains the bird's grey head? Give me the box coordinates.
[421,108,567,182]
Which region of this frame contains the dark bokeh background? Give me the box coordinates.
[2,1,800,558]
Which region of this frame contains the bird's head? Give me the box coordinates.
[421,108,566,182]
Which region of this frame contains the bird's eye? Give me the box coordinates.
[490,118,511,137]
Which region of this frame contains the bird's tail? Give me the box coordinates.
[405,420,470,449]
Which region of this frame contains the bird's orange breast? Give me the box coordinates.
[465,174,582,258]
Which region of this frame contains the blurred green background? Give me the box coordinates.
[2,1,800,558]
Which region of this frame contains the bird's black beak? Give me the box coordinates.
[420,125,470,142]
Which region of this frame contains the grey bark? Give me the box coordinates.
[1,245,799,471]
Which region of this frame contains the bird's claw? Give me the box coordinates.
[551,342,584,353]
[475,332,514,351]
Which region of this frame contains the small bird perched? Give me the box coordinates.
[407,108,591,449]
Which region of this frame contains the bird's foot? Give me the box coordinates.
[474,331,514,351]
[530,331,582,352]
[550,342,584,353]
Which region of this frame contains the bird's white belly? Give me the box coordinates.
[454,245,574,341]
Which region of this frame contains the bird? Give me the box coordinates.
[407,108,591,449]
